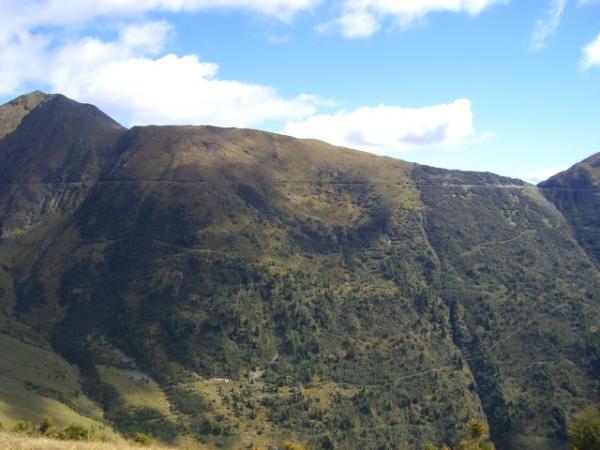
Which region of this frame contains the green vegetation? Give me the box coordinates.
[13,421,35,435]
[0,330,111,433]
[568,406,600,450]
[12,417,97,442]
[56,424,95,441]
[1,92,600,449]
[425,419,495,450]
[540,152,600,269]
[132,432,155,446]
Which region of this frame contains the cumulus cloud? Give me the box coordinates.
[0,32,49,96]
[0,0,324,125]
[319,0,507,38]
[582,33,600,69]
[0,0,320,95]
[38,23,316,127]
[515,167,566,184]
[282,99,478,153]
[529,0,567,52]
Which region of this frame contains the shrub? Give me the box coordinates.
[467,419,487,440]
[39,416,53,434]
[321,435,335,449]
[57,424,92,441]
[132,432,155,446]
[13,421,34,435]
[568,406,600,450]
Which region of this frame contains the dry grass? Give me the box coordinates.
[0,433,177,450]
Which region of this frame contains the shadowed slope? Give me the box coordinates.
[540,153,600,268]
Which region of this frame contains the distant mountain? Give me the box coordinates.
[0,92,599,450]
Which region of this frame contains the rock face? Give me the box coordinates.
[1,92,599,449]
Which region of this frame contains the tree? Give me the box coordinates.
[39,416,53,434]
[568,406,600,450]
[468,419,487,439]
[456,420,495,450]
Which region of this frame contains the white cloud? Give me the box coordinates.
[582,33,600,69]
[42,24,317,127]
[0,0,487,155]
[0,32,49,95]
[0,0,320,30]
[0,0,323,125]
[320,0,507,38]
[515,167,566,184]
[0,0,320,95]
[282,99,478,153]
[529,0,567,52]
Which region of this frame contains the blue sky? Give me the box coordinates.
[0,0,599,183]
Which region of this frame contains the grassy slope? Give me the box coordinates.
[0,327,108,431]
[96,366,171,416]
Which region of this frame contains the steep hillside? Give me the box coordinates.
[1,93,599,450]
[540,153,600,267]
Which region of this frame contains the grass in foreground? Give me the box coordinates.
[0,432,176,450]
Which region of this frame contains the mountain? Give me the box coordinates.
[540,154,600,268]
[1,92,599,450]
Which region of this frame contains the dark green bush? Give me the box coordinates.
[132,432,155,446]
[56,424,93,441]
[13,421,34,435]
[39,416,53,434]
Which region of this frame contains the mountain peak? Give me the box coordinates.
[7,90,53,107]
[0,91,55,139]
